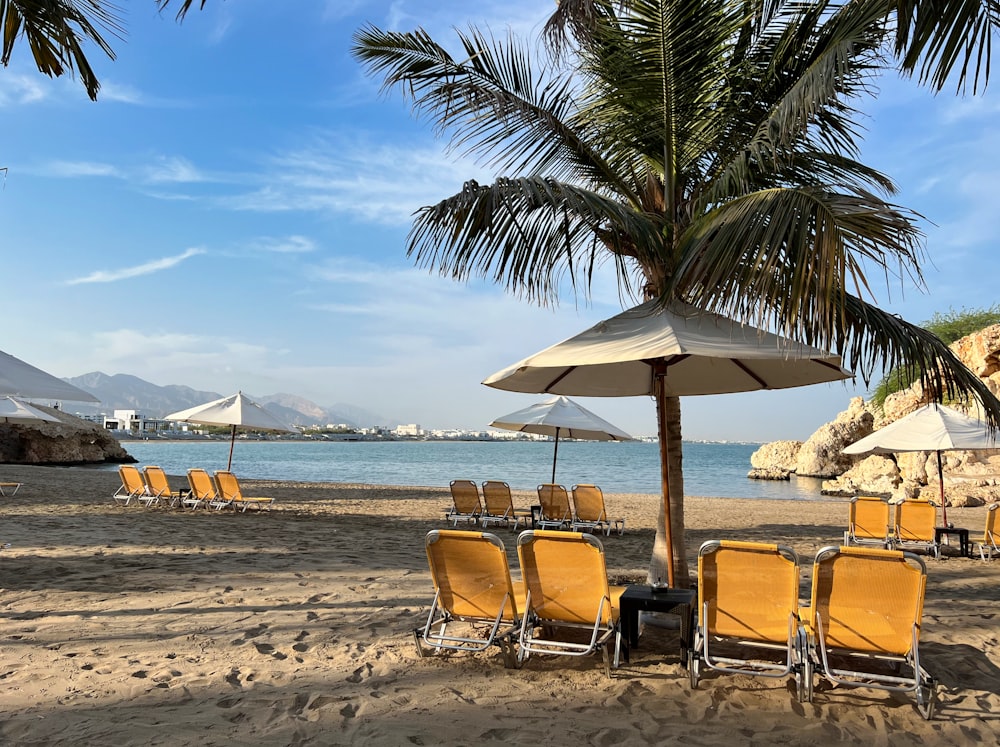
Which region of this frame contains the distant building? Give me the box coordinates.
[393,423,423,437]
[103,409,168,436]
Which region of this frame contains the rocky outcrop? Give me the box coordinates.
[753,324,1000,507]
[0,406,135,465]
[795,398,874,477]
[748,440,802,479]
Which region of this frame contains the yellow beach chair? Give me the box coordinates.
[801,545,936,719]
[446,479,482,526]
[414,529,524,667]
[844,496,893,548]
[516,530,625,676]
[214,471,274,512]
[570,484,624,536]
[536,483,572,530]
[975,504,999,561]
[185,468,220,510]
[690,540,807,700]
[142,466,184,508]
[481,480,531,531]
[892,499,941,558]
[0,482,21,496]
[113,465,148,506]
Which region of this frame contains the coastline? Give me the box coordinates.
[0,464,997,745]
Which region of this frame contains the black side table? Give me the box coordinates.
[934,526,971,558]
[618,586,695,666]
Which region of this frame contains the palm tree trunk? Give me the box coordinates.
[649,394,688,587]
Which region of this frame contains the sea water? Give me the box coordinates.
[110,439,827,501]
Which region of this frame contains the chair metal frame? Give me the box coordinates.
[414,529,521,667]
[113,465,148,506]
[515,530,622,677]
[446,479,482,527]
[535,484,573,530]
[690,540,808,701]
[803,545,936,719]
[976,504,999,561]
[891,499,941,559]
[570,484,624,536]
[844,496,894,549]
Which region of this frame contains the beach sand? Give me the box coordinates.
[0,464,998,745]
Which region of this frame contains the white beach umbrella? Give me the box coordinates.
[165,391,300,470]
[843,403,1000,524]
[0,349,99,403]
[490,395,633,483]
[483,300,852,586]
[0,396,61,424]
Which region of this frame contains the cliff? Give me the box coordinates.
[750,323,1000,507]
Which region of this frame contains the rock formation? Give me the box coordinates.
[0,405,135,465]
[752,323,1000,506]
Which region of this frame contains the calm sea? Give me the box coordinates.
[107,439,827,501]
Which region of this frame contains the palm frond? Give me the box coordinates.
[407,176,663,304]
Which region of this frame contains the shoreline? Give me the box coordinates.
[0,464,997,745]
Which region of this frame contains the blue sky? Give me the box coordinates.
[0,1,996,441]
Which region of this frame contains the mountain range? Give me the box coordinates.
[61,372,387,429]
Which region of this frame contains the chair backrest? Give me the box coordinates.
[517,530,615,625]
[482,480,513,516]
[697,540,800,644]
[425,529,520,622]
[896,499,937,542]
[537,484,571,521]
[807,545,927,656]
[187,469,218,500]
[119,465,146,495]
[984,503,999,544]
[571,484,607,523]
[214,471,243,501]
[849,496,892,540]
[449,480,482,515]
[143,466,172,495]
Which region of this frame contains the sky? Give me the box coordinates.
[0,0,997,441]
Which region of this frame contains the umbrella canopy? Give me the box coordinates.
[843,404,1000,524]
[165,391,300,470]
[490,395,633,483]
[0,349,99,403]
[483,300,853,586]
[0,396,61,424]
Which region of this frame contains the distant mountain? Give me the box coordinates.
[61,372,386,429]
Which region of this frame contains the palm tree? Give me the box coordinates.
[0,0,204,100]
[353,0,1000,585]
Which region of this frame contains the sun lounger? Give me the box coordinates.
[185,468,219,510]
[536,484,572,530]
[516,529,625,676]
[975,504,999,561]
[690,540,808,700]
[0,482,21,496]
[570,484,624,536]
[892,499,940,558]
[414,529,524,667]
[844,496,893,549]
[801,545,936,719]
[142,466,185,508]
[446,480,482,526]
[480,480,531,531]
[213,471,275,512]
[113,465,148,506]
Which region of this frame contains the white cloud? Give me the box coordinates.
[249,235,317,254]
[0,74,47,105]
[67,248,206,285]
[143,156,206,183]
[41,161,121,178]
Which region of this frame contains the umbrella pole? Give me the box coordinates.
[937,451,948,526]
[227,424,236,471]
[654,365,675,588]
[552,427,560,485]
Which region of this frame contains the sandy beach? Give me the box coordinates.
[0,464,998,745]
